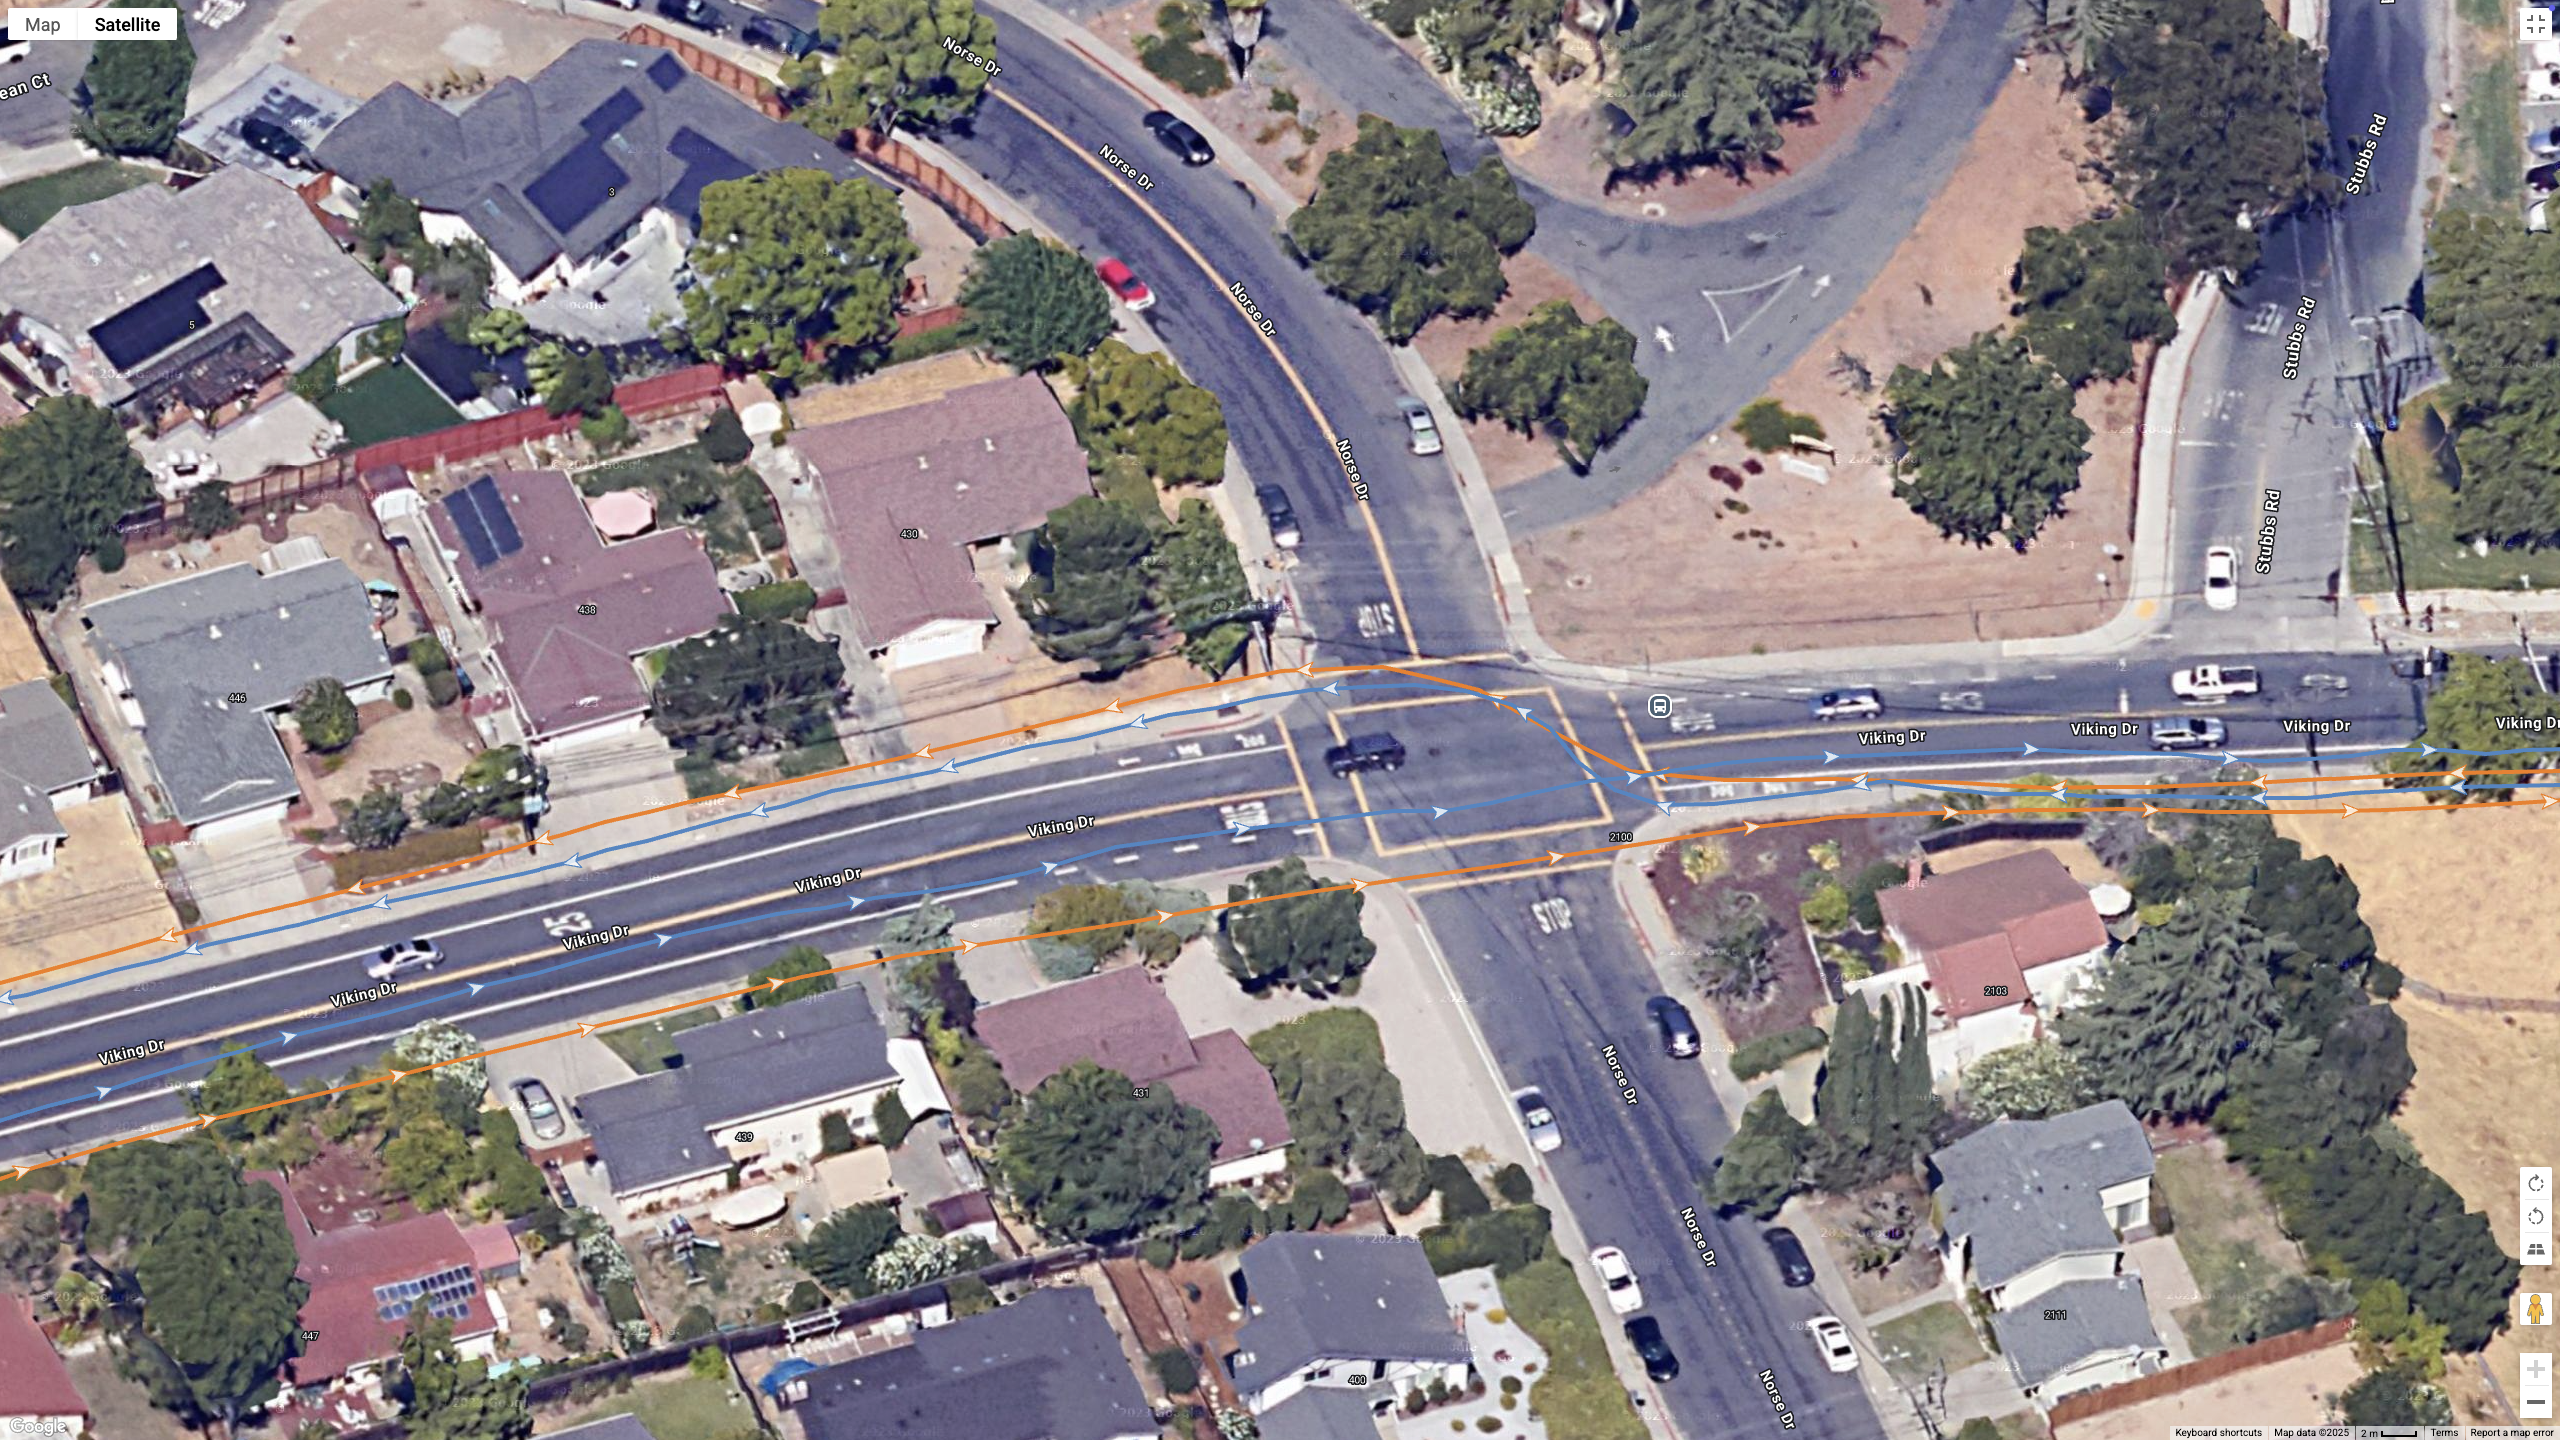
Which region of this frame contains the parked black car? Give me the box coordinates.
[1143,109,1215,165]
[1646,996,1700,1058]
[742,15,817,56]
[239,116,311,169]
[655,0,722,32]
[1763,1227,1817,1287]
[1624,1316,1680,1381]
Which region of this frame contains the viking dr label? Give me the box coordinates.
[560,925,629,953]
[98,1039,165,1066]
[792,867,864,894]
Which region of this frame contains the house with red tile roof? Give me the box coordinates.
[250,1171,512,1386]
[0,1295,88,1437]
[1862,849,2112,1085]
[791,374,1092,674]
[974,966,1290,1188]
[417,468,733,752]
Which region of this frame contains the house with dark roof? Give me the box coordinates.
[1930,1102,2165,1405]
[792,374,1094,673]
[0,1294,89,1436]
[786,1285,1154,1440]
[313,41,863,307]
[0,679,103,884]
[573,984,945,1221]
[975,966,1292,1188]
[1857,849,2112,1084]
[0,167,402,433]
[417,469,731,750]
[1227,1233,1471,1419]
[249,1170,515,1386]
[81,559,393,834]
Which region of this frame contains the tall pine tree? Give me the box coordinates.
[1810,988,1943,1190]
[2059,889,2285,1119]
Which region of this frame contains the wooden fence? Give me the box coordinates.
[2044,1317,2354,1427]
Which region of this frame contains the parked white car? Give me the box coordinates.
[1808,1315,1861,1374]
[1590,1246,1644,1315]
[2202,546,2238,610]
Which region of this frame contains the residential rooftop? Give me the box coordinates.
[0,679,95,855]
[1231,1234,1469,1396]
[251,1170,502,1383]
[1881,850,2109,1021]
[1931,1100,2154,1289]
[1988,1275,2163,1389]
[794,1285,1155,1440]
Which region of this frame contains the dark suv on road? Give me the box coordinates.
[1647,996,1700,1058]
[1324,733,1405,777]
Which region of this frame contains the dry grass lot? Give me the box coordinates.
[1521,55,2141,664]
[2053,1335,2363,1440]
[285,0,623,101]
[0,802,181,993]
[2279,807,2560,1422]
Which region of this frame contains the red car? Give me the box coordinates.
[1096,257,1154,311]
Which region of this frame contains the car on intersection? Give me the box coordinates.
[1590,1245,1644,1314]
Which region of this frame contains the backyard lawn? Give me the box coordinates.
[575,440,776,567]
[2153,1140,2309,1356]
[322,361,464,449]
[1870,1301,1987,1387]
[554,1369,761,1437]
[599,1005,724,1073]
[0,160,155,238]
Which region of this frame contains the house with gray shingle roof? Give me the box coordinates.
[81,558,391,834]
[1228,1233,1472,1420]
[1930,1101,2166,1406]
[0,679,103,884]
[313,41,865,308]
[0,166,402,433]
[791,1286,1155,1440]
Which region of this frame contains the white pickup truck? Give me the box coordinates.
[2171,664,2262,701]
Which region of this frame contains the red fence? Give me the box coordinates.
[2044,1318,2354,1428]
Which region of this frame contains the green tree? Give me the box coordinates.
[1886,332,2091,547]
[1603,0,1877,179]
[343,787,412,851]
[791,0,997,136]
[999,1062,1219,1242]
[2098,0,2331,279]
[1026,881,1146,980]
[465,308,529,353]
[1451,300,1649,469]
[2338,1365,2449,1426]
[0,1203,59,1284]
[2385,654,2560,802]
[1808,987,1942,1190]
[682,169,917,385]
[382,1120,476,1211]
[1067,339,1229,484]
[527,343,613,418]
[1711,1089,1808,1218]
[2059,890,2285,1118]
[873,1089,915,1148]
[0,394,155,605]
[651,615,846,759]
[1960,1040,2086,1121]
[868,1231,964,1292]
[389,1310,533,1440]
[294,678,360,753]
[2011,214,2178,385]
[699,408,754,466]
[794,1204,903,1296]
[390,1019,491,1098]
[1218,857,1377,995]
[180,482,240,541]
[957,235,1115,372]
[131,1189,307,1421]
[2421,212,2560,543]
[1150,497,1254,678]
[76,0,196,155]
[355,179,427,260]
[1691,891,1778,1003]
[1015,496,1159,677]
[1287,116,1536,342]
[1247,1009,1428,1201]
[743,944,839,1009]
[84,1138,241,1250]
[197,1049,292,1139]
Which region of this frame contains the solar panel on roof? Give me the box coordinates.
[468,475,523,558]
[89,265,227,372]
[524,139,631,233]
[647,53,685,91]
[581,88,645,139]
[442,484,501,569]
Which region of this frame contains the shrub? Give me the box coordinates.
[1729,1026,1827,1080]
[699,407,753,465]
[291,350,339,403]
[1847,859,1907,931]
[689,1343,727,1381]
[408,634,451,675]
[888,321,977,365]
[1799,880,1851,933]
[1150,1346,1200,1395]
[2366,959,2403,999]
[947,1274,998,1317]
[580,404,635,453]
[1733,397,1824,452]
[94,535,126,573]
[393,687,414,711]
[735,579,817,624]
[873,1090,915,1149]
[1426,1154,1490,1218]
[1491,1162,1535,1206]
[669,1305,718,1343]
[423,668,463,708]
[820,1111,856,1156]
[1142,1236,1178,1269]
[1421,1204,1552,1276]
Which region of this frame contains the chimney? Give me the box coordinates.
[1903,856,1924,889]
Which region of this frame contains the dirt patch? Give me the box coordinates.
[293,689,486,836]
[786,351,1016,429]
[0,800,181,993]
[2052,1335,2362,1440]
[2277,808,2560,1422]
[1500,0,1947,221]
[1087,0,1361,201]
[284,0,623,100]
[1521,56,2142,664]
[1408,253,1609,489]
